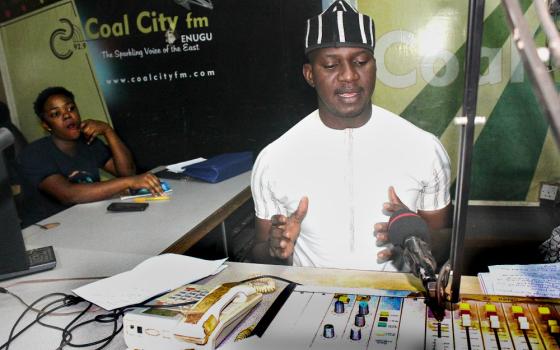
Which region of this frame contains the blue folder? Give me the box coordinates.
[182,152,253,183]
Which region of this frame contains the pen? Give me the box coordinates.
[133,196,171,203]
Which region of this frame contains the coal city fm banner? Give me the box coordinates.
[74,0,320,170]
[74,0,219,170]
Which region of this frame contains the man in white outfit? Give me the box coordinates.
[251,0,452,271]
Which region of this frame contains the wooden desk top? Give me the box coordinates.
[209,261,482,295]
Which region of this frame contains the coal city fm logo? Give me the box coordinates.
[50,18,87,60]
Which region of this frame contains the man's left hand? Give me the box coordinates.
[374,186,408,262]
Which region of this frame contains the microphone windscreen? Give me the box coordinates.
[387,208,430,246]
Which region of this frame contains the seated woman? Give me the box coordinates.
[18,86,163,227]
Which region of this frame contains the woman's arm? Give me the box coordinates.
[80,119,136,177]
[38,172,163,204]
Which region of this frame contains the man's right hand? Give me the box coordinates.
[268,197,309,260]
[128,172,164,196]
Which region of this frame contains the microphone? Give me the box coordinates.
[387,208,445,321]
[387,209,438,292]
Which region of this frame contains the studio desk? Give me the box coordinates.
[4,256,559,349]
[0,253,483,350]
[2,170,559,349]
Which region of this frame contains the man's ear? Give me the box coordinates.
[302,63,315,88]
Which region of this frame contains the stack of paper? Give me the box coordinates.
[73,254,227,310]
[478,262,560,297]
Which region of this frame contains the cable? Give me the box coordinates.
[36,298,72,333]
[54,297,200,350]
[2,275,301,350]
[79,316,120,349]
[56,297,200,349]
[59,303,99,349]
[1,293,67,350]
[2,276,107,289]
[61,308,133,349]
[0,290,84,350]
[238,274,300,286]
[1,287,94,316]
[4,294,66,350]
[4,288,46,314]
[6,302,69,350]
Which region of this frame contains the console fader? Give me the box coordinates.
[256,285,560,350]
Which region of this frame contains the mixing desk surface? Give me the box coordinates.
[228,285,560,350]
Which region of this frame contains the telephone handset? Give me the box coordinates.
[123,282,262,350]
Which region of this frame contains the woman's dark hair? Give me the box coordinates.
[33,86,75,120]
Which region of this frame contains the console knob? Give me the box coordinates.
[323,324,335,338]
[334,300,344,314]
[355,314,366,327]
[350,328,362,341]
[358,301,369,315]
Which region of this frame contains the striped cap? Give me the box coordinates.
[305,0,375,55]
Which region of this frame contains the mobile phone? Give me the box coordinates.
[107,202,149,212]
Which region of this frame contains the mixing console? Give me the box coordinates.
[253,285,560,350]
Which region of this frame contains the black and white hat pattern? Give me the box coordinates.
[305,0,375,54]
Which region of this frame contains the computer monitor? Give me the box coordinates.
[0,127,56,281]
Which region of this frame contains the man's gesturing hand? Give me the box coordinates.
[268,197,309,260]
[374,186,408,262]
